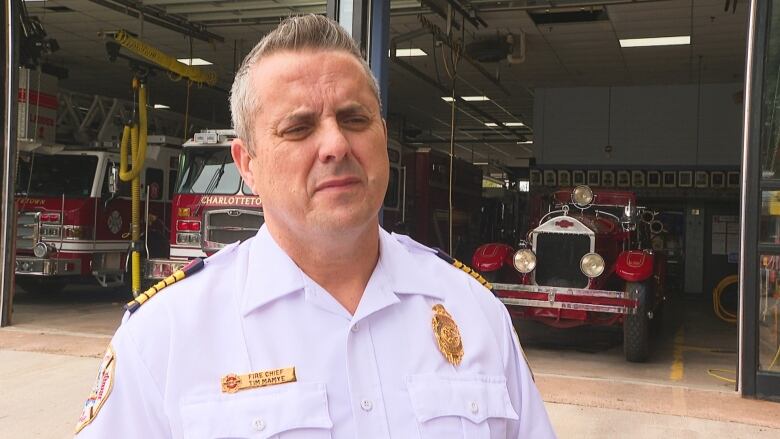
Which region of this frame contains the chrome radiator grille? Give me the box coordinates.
[16,212,39,250]
[203,209,264,251]
[534,232,590,288]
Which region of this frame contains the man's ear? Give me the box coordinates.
[231,138,258,194]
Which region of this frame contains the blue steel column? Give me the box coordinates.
[328,0,390,224]
[737,0,765,396]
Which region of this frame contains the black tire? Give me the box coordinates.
[623,281,651,362]
[16,277,67,295]
[650,303,664,336]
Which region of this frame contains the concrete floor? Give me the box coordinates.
[515,295,739,393]
[2,284,779,438]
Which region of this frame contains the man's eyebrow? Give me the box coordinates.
[274,109,317,128]
[336,102,371,118]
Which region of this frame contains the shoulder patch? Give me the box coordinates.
[75,344,116,434]
[124,257,205,315]
[432,248,493,291]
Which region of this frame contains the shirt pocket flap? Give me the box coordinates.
[406,374,519,424]
[180,382,333,439]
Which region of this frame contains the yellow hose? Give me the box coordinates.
[118,80,147,296]
[713,274,738,324]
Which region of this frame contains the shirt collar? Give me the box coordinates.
[376,227,445,300]
[241,225,445,317]
[241,225,306,316]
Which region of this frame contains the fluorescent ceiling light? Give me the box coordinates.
[394,48,427,57]
[177,57,212,66]
[485,122,499,127]
[441,96,455,102]
[154,104,170,109]
[619,36,690,48]
[462,95,490,102]
[517,140,533,144]
[504,122,525,127]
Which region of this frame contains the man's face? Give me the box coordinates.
[232,50,389,237]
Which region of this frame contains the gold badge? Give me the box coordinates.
[221,367,297,393]
[432,304,464,366]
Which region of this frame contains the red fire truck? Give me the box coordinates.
[14,69,207,294]
[144,130,263,282]
[14,139,181,293]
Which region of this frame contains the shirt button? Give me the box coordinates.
[351,323,360,333]
[470,401,479,414]
[253,418,266,431]
[360,399,373,411]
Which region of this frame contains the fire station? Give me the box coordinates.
[0,0,779,434]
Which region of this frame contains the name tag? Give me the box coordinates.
[221,367,297,393]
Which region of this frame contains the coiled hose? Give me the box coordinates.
[713,274,738,324]
[119,79,147,297]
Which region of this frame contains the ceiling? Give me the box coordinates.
[22,0,748,170]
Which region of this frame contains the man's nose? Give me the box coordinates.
[317,119,350,163]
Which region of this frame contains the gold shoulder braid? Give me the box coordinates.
[124,258,205,314]
[433,248,493,290]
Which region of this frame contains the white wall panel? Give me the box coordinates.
[534,84,743,166]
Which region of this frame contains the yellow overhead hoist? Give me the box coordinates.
[108,30,216,297]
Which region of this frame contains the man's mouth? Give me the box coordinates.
[314,177,361,193]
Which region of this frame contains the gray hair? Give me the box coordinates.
[229,14,381,154]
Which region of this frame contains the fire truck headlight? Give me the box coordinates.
[572,185,594,208]
[513,249,537,273]
[33,242,51,258]
[580,252,605,278]
[176,232,201,247]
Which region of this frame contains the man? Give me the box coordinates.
[74,14,556,438]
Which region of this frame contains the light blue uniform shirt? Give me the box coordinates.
[75,225,556,438]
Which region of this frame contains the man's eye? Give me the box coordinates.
[283,126,310,137]
[343,117,368,127]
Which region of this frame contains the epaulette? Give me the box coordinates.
[124,258,205,314]
[433,248,493,291]
[123,241,241,315]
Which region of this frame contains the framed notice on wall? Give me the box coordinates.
[558,170,571,187]
[587,170,600,186]
[727,171,740,188]
[543,170,557,187]
[695,171,709,188]
[711,171,726,188]
[647,171,661,188]
[530,169,542,186]
[601,170,615,187]
[677,171,691,188]
[617,171,631,188]
[631,170,646,187]
[572,170,586,186]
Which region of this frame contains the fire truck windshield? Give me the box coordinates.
[177,147,242,195]
[15,154,98,197]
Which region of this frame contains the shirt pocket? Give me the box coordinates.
[406,374,519,439]
[179,382,333,439]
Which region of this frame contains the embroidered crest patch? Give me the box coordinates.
[75,345,116,434]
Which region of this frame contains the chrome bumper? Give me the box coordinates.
[491,283,639,315]
[15,256,81,276]
[145,258,188,281]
